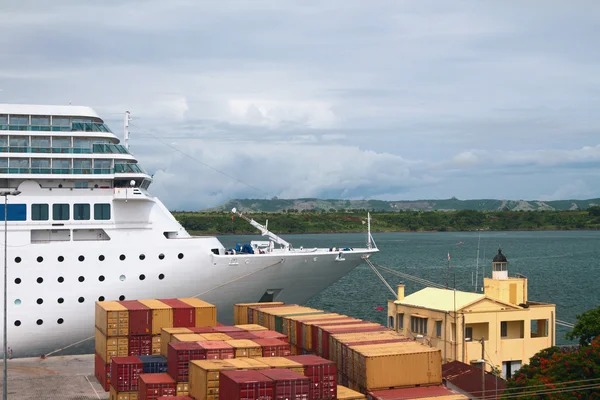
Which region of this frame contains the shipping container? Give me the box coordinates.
[263,306,318,333]
[188,360,236,400]
[128,335,152,357]
[138,300,173,335]
[110,356,143,392]
[224,331,259,340]
[212,325,244,333]
[285,355,337,400]
[226,339,262,358]
[366,385,467,400]
[94,352,110,392]
[297,315,354,350]
[251,330,288,342]
[179,297,217,327]
[201,333,232,341]
[248,303,294,327]
[233,302,284,325]
[309,319,363,353]
[219,370,274,400]
[250,305,302,330]
[234,324,268,332]
[337,385,366,400]
[95,328,128,363]
[260,368,311,400]
[159,298,196,328]
[197,341,235,360]
[109,387,138,400]
[189,327,216,334]
[280,310,324,338]
[96,301,129,337]
[171,333,207,343]
[225,358,269,370]
[167,342,206,382]
[254,357,304,375]
[138,355,168,374]
[161,328,193,356]
[157,397,191,400]
[138,373,176,400]
[176,381,189,396]
[252,338,291,357]
[287,313,347,347]
[319,324,387,359]
[120,300,152,336]
[152,335,161,355]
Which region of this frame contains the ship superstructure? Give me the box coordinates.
[0,104,378,358]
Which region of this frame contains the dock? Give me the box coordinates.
[0,354,107,399]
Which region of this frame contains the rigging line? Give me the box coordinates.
[373,263,447,290]
[44,334,95,358]
[129,122,270,198]
[363,257,397,298]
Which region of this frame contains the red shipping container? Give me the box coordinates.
[139,373,176,400]
[159,298,195,327]
[252,330,289,342]
[252,338,291,357]
[94,352,110,392]
[157,397,193,400]
[260,368,310,400]
[226,331,259,340]
[111,356,143,392]
[285,355,337,400]
[196,340,235,360]
[295,316,351,348]
[321,326,387,359]
[120,300,152,335]
[129,335,153,356]
[188,326,216,334]
[167,342,206,382]
[310,319,362,353]
[219,370,274,400]
[213,325,245,333]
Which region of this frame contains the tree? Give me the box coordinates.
[566,305,600,346]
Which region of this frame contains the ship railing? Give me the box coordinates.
[0,144,129,154]
[0,122,112,133]
[0,167,115,174]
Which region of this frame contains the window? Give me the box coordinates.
[53,204,69,220]
[501,321,508,338]
[10,115,28,125]
[9,158,29,169]
[31,116,50,126]
[398,313,404,329]
[52,137,70,148]
[32,204,49,220]
[53,159,70,169]
[410,316,428,335]
[94,204,111,220]
[388,316,394,329]
[0,159,6,168]
[9,137,28,147]
[73,138,91,149]
[74,204,90,220]
[0,204,26,221]
[465,327,473,340]
[0,115,7,125]
[531,319,549,338]
[94,159,111,169]
[52,117,70,126]
[31,137,50,150]
[31,159,51,172]
[436,321,442,337]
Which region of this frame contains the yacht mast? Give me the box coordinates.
[124,111,131,151]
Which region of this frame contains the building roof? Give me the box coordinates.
[395,287,485,312]
[368,385,465,399]
[492,248,508,263]
[442,360,506,397]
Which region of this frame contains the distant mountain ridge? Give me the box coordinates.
[202,197,600,213]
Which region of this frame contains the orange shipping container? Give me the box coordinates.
[171,333,208,343]
[255,356,304,374]
[189,360,236,400]
[109,387,138,400]
[95,328,128,363]
[138,299,173,335]
[224,358,268,370]
[176,381,189,396]
[179,297,217,327]
[161,327,193,356]
[96,301,129,337]
[337,385,366,400]
[226,339,262,358]
[201,333,232,341]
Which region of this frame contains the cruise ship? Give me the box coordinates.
[0,104,378,358]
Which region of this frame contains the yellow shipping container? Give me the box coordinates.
[152,335,161,355]
[201,333,232,341]
[233,302,285,325]
[95,328,128,363]
[226,339,262,358]
[172,333,208,343]
[189,360,236,400]
[225,358,268,370]
[337,385,366,400]
[179,297,217,327]
[256,356,304,374]
[176,381,189,396]
[95,301,129,337]
[234,324,268,332]
[109,387,138,400]
[161,327,193,356]
[138,299,173,334]
[262,306,316,331]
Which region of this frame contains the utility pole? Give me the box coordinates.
[480,337,485,400]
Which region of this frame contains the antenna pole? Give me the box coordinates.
[475,231,481,292]
[367,213,372,249]
[124,111,131,151]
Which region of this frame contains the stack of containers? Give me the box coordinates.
[260,369,311,400]
[233,324,268,332]
[225,339,263,358]
[218,370,273,400]
[232,302,284,325]
[157,397,193,400]
[251,338,291,357]
[110,356,144,400]
[286,355,337,400]
[189,360,237,400]
[225,331,259,340]
[280,308,325,339]
[95,301,129,391]
[158,299,195,327]
[248,304,296,327]
[167,342,207,385]
[337,385,367,400]
[255,357,304,375]
[317,322,387,359]
[310,318,363,354]
[138,373,176,400]
[286,313,347,353]
[293,314,357,354]
[197,341,235,360]
[138,355,168,374]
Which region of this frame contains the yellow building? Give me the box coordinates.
[387,249,556,379]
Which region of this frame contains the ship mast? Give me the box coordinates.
[232,208,291,250]
[124,111,131,151]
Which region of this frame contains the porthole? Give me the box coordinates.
[119,254,126,261]
[14,278,21,284]
[139,274,146,280]
[178,253,184,259]
[78,255,84,262]
[37,256,43,263]
[158,253,165,260]
[57,318,64,324]
[78,297,84,303]
[119,275,126,281]
[36,298,43,305]
[36,319,43,325]
[78,276,84,282]
[119,295,125,301]
[98,275,105,282]
[139,254,145,260]
[14,257,21,263]
[158,273,165,280]
[57,298,64,304]
[99,255,105,261]
[58,256,64,262]
[98,296,105,301]
[58,277,64,283]
[14,299,21,305]
[14,320,20,327]
[37,277,43,284]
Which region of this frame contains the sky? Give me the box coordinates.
[1,0,600,210]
